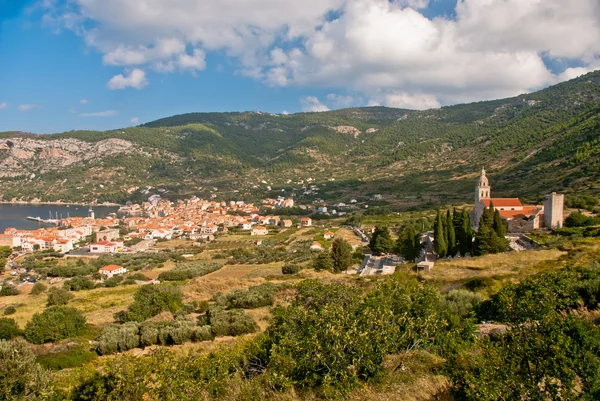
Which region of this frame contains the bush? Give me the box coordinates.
[564,211,599,228]
[0,318,22,340]
[63,276,95,291]
[282,263,301,275]
[441,290,483,318]
[46,287,74,306]
[96,323,140,355]
[158,262,223,281]
[3,306,16,316]
[24,306,87,344]
[207,307,257,337]
[0,284,20,297]
[30,282,48,296]
[192,325,215,342]
[119,284,183,323]
[0,338,53,400]
[214,283,280,309]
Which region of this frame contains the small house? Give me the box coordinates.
[98,264,127,279]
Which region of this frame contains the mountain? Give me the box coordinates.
[1,71,600,207]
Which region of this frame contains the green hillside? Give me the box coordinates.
[1,71,600,205]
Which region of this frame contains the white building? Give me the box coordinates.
[98,264,127,279]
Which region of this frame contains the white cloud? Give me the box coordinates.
[79,110,117,117]
[18,104,43,112]
[369,92,441,110]
[130,117,140,124]
[107,69,148,90]
[80,98,88,104]
[326,94,363,108]
[43,0,600,107]
[281,110,289,115]
[0,103,7,110]
[300,96,330,112]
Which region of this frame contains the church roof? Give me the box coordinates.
[498,206,541,220]
[483,198,523,207]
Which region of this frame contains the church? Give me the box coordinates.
[472,169,564,233]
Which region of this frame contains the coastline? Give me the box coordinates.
[0,201,122,207]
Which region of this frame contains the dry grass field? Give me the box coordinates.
[421,249,567,291]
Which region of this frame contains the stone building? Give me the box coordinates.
[471,168,563,233]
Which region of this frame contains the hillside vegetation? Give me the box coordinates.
[1,71,600,204]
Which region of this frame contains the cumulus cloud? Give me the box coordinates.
[300,96,330,112]
[43,0,600,108]
[130,117,140,124]
[107,69,148,90]
[326,94,363,108]
[79,110,117,117]
[18,104,43,112]
[0,103,7,110]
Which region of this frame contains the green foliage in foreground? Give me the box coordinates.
[118,284,183,323]
[24,306,86,344]
[158,262,223,281]
[0,339,54,401]
[450,314,600,400]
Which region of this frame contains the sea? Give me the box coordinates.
[0,204,120,232]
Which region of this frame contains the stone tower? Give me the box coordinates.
[475,168,491,203]
[544,192,564,229]
[472,168,491,229]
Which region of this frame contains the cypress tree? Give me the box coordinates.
[447,209,457,257]
[331,238,353,273]
[493,209,507,238]
[459,208,473,256]
[396,225,423,262]
[434,210,447,258]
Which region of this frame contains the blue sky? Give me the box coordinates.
[0,0,598,133]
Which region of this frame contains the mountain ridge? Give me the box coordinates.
[1,71,599,206]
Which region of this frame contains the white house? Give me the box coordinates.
[238,221,253,230]
[90,241,124,254]
[324,231,335,240]
[98,264,127,279]
[300,217,312,227]
[310,241,323,251]
[53,239,74,253]
[251,226,269,236]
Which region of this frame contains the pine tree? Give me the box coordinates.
[434,210,447,258]
[447,209,457,257]
[369,225,394,255]
[331,238,353,273]
[313,252,334,272]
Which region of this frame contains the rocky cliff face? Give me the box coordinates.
[0,137,148,178]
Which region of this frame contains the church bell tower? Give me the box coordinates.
[475,168,490,203]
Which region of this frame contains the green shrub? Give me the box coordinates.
[0,338,53,400]
[63,276,95,291]
[3,306,16,316]
[214,283,280,309]
[282,263,301,275]
[96,323,140,355]
[0,284,20,297]
[192,325,215,342]
[207,307,256,337]
[0,318,22,340]
[30,282,48,296]
[119,284,183,323]
[441,290,483,318]
[168,319,195,345]
[24,306,87,344]
[46,287,74,306]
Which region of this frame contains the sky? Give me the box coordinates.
[0,0,599,133]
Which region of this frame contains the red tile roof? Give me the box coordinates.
[99,264,124,272]
[483,198,523,208]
